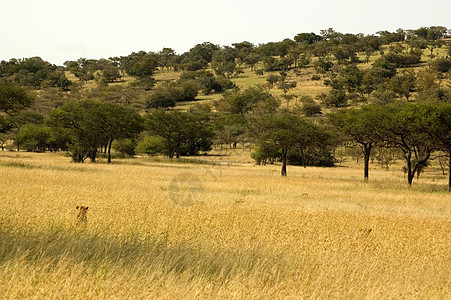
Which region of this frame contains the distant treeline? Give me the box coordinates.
[0,26,450,190]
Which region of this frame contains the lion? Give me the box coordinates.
[75,206,89,225]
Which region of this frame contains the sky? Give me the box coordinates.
[1,0,450,66]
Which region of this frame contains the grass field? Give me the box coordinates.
[0,151,449,298]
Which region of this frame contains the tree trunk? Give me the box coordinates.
[107,139,113,164]
[407,170,415,186]
[281,148,288,176]
[406,152,414,186]
[89,149,97,163]
[299,146,306,168]
[448,153,451,192]
[405,151,431,186]
[363,144,372,181]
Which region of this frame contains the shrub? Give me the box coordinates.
[112,139,137,157]
[135,136,166,156]
[430,57,451,73]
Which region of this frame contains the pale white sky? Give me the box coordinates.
[1,0,450,65]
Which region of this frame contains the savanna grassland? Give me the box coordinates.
[0,151,449,299]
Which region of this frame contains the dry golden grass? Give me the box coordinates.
[0,151,449,299]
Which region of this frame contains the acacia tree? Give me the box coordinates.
[122,52,159,88]
[145,109,213,158]
[329,105,387,181]
[48,100,103,162]
[0,81,34,114]
[409,26,448,58]
[423,103,451,191]
[48,100,143,163]
[381,103,437,186]
[92,102,144,163]
[215,87,280,115]
[249,114,327,176]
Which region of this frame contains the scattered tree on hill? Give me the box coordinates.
[299,95,322,116]
[122,52,159,88]
[146,80,200,109]
[430,57,451,73]
[408,26,448,58]
[1,57,71,90]
[216,87,280,115]
[0,81,34,114]
[388,71,416,101]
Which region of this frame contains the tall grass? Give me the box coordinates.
[0,151,449,298]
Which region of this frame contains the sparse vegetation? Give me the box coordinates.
[1,26,451,298]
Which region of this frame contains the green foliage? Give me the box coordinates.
[249,113,335,174]
[135,135,167,156]
[101,66,122,83]
[9,111,44,129]
[15,124,51,152]
[157,48,178,69]
[314,59,334,73]
[0,81,34,114]
[266,74,280,86]
[213,113,247,147]
[145,110,213,158]
[430,57,451,73]
[361,59,397,94]
[48,100,143,163]
[1,57,71,90]
[388,71,416,100]
[180,71,235,94]
[294,32,322,44]
[146,88,176,109]
[377,29,406,44]
[287,146,336,167]
[112,138,137,157]
[319,88,347,108]
[377,103,441,185]
[146,79,200,109]
[121,52,158,88]
[64,58,97,83]
[179,42,220,71]
[123,52,159,79]
[381,50,421,68]
[263,57,282,71]
[299,96,322,116]
[216,87,280,115]
[370,89,397,105]
[251,144,279,165]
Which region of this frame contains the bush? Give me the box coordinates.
[430,57,451,73]
[180,71,235,94]
[112,139,137,157]
[319,89,347,108]
[135,136,167,156]
[287,147,336,167]
[15,124,51,152]
[311,75,321,81]
[301,102,322,116]
[382,51,421,67]
[146,79,200,109]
